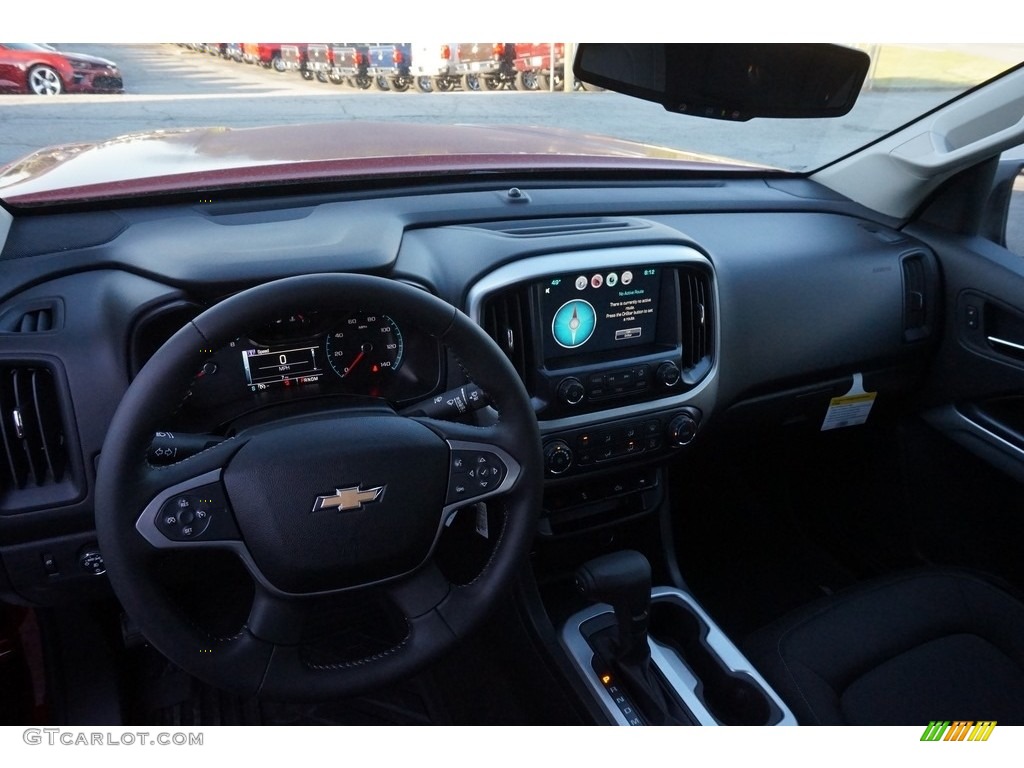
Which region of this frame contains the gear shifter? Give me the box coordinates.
[575,550,652,664]
[575,550,688,725]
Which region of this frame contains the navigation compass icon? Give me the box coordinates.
[552,300,596,349]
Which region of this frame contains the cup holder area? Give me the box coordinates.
[560,587,796,726]
[649,600,778,725]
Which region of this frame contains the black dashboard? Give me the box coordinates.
[0,175,939,604]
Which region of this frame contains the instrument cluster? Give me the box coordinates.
[177,310,442,428]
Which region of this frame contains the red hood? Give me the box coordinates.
[0,121,760,205]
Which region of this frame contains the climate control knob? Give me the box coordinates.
[544,440,574,475]
[657,361,681,388]
[557,377,586,406]
[667,412,699,446]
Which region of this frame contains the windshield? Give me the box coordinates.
[0,43,1020,203]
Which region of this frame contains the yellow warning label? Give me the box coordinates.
[821,374,876,431]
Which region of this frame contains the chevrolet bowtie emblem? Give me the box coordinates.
[312,485,386,513]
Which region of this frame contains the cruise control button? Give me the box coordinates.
[155,484,231,542]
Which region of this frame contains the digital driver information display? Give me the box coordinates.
[539,267,661,361]
[241,345,323,390]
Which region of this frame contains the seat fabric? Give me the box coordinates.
[743,570,1024,724]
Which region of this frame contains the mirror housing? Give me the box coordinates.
[573,44,870,121]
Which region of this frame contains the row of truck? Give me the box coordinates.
[184,43,580,92]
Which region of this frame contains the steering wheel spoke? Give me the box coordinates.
[385,561,451,619]
[247,583,309,645]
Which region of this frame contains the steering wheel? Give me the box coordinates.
[95,274,542,699]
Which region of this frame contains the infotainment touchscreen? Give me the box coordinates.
[538,267,661,361]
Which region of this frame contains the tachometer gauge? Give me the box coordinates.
[325,313,405,385]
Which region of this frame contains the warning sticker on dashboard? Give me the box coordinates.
[821,373,876,431]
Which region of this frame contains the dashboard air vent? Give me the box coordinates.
[0,298,64,333]
[482,218,641,238]
[679,269,713,381]
[480,287,532,382]
[901,253,929,342]
[0,365,67,493]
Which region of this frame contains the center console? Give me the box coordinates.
[469,245,785,725]
[561,551,797,726]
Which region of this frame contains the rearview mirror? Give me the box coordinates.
[573,44,870,121]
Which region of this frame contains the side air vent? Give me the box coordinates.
[480,286,533,382]
[0,365,69,495]
[901,252,929,342]
[679,269,714,383]
[0,298,64,333]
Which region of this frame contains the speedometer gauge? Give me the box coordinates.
[325,313,405,383]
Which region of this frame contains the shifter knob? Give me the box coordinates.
[575,550,652,663]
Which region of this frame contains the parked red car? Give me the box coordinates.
[0,43,123,95]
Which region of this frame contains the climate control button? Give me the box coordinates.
[667,412,699,446]
[544,440,574,475]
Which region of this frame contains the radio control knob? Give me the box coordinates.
[657,362,681,388]
[667,413,699,446]
[544,440,574,475]
[557,377,586,406]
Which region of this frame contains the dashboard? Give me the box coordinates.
[0,176,939,604]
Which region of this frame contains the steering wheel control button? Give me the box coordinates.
[158,494,211,539]
[153,482,240,543]
[448,449,508,503]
